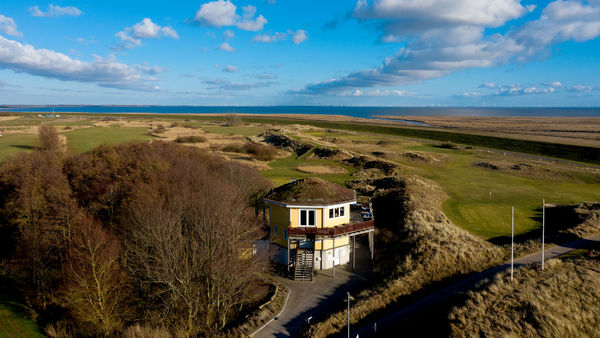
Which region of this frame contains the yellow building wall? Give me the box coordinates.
[290,208,323,228]
[323,203,351,227]
[321,236,349,250]
[270,205,290,247]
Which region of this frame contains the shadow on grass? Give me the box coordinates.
[488,204,587,247]
[9,144,36,151]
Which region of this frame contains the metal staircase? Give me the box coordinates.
[294,249,314,281]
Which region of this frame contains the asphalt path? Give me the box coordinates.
[349,233,600,337]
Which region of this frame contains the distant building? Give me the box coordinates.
[264,177,374,280]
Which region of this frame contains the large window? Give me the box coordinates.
[328,206,345,219]
[299,209,316,227]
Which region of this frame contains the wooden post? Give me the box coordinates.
[369,231,374,261]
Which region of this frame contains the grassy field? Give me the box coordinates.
[261,150,356,186]
[401,144,600,239]
[0,274,44,338]
[63,126,152,153]
[0,133,38,161]
[239,116,600,165]
[0,304,44,338]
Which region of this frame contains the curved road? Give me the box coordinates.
[349,233,600,337]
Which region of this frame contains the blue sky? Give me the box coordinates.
[0,0,599,106]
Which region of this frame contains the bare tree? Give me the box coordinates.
[63,218,130,336]
[122,157,268,336]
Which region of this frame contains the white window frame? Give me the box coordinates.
[328,205,346,219]
[299,209,317,227]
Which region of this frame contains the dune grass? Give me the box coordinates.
[64,126,152,153]
[449,258,600,337]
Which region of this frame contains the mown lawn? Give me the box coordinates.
[402,144,600,239]
[64,126,152,153]
[261,150,356,187]
[0,133,38,161]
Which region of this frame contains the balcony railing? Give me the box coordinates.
[288,220,374,237]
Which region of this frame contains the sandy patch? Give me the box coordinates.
[0,116,20,122]
[297,165,347,174]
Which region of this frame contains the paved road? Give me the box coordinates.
[255,240,372,337]
[350,233,600,337]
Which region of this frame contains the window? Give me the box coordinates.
[299,209,316,227]
[283,229,287,240]
[328,206,346,219]
[273,226,278,238]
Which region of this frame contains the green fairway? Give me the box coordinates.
[261,151,356,187]
[0,133,38,161]
[64,126,152,153]
[402,144,600,239]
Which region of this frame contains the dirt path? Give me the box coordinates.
[350,232,600,337]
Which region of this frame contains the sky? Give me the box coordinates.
[0,0,600,106]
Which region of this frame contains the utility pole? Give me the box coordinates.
[511,206,514,282]
[542,199,545,270]
[347,292,350,338]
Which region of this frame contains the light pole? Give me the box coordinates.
[347,292,350,338]
[511,206,514,282]
[542,199,545,270]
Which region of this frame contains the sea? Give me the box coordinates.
[1,106,599,118]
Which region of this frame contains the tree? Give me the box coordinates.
[122,156,268,335]
[37,124,63,154]
[63,218,130,336]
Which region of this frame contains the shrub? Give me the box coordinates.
[174,135,207,143]
[222,143,278,161]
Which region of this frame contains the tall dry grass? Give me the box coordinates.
[449,257,600,337]
[306,176,504,337]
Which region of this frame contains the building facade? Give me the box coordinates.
[264,178,374,280]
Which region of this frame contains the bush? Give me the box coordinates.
[174,135,207,143]
[222,142,278,161]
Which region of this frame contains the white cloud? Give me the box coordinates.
[292,30,308,44]
[339,88,415,97]
[29,4,82,17]
[252,29,307,44]
[252,32,287,43]
[115,18,179,50]
[219,42,235,52]
[224,30,235,39]
[0,14,22,36]
[223,65,238,72]
[193,0,267,31]
[204,78,276,90]
[0,34,159,90]
[462,81,598,97]
[299,0,600,95]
